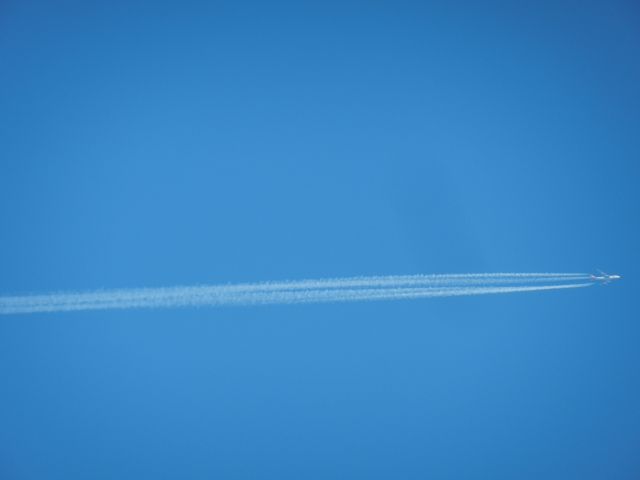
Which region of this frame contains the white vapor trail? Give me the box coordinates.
[0,273,592,315]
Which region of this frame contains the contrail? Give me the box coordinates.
[0,274,592,315]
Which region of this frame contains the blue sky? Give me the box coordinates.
[1,1,639,478]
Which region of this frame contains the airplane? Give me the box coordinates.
[590,270,622,284]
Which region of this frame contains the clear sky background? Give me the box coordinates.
[1,1,639,478]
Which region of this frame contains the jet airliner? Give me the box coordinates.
[590,270,622,284]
